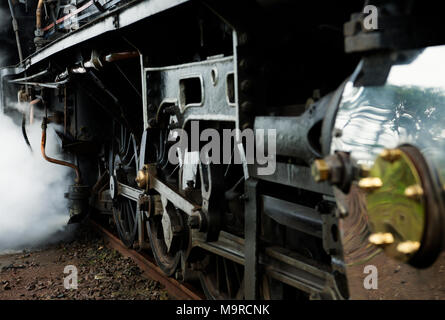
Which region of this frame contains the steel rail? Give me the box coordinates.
[89,219,204,300]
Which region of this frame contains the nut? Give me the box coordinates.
[311,159,330,182]
[188,214,201,230]
[369,232,394,246]
[358,177,383,191]
[135,165,150,189]
[404,184,424,201]
[380,149,402,162]
[397,241,420,254]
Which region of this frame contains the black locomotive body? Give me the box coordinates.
[1,0,445,299]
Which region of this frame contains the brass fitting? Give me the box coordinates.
[311,159,330,182]
[358,177,383,192]
[135,165,150,189]
[380,149,402,162]
[397,241,421,255]
[369,232,394,246]
[404,184,424,201]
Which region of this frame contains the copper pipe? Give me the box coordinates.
[104,51,139,63]
[41,118,81,184]
[29,98,41,125]
[30,98,41,105]
[36,0,44,30]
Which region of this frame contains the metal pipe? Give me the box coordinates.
[41,117,82,184]
[29,98,42,125]
[36,0,44,30]
[7,0,24,64]
[104,51,139,63]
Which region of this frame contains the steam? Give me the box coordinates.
[0,101,72,252]
[0,6,74,253]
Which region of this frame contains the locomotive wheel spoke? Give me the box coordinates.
[146,202,184,277]
[111,125,139,248]
[113,197,138,248]
[199,254,244,300]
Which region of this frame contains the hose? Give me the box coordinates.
[41,117,82,184]
[21,114,32,152]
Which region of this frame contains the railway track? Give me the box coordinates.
[89,219,205,300]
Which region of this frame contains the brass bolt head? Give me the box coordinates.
[369,232,394,246]
[397,241,420,254]
[380,149,402,162]
[311,159,330,182]
[404,184,424,200]
[358,177,383,191]
[135,166,149,189]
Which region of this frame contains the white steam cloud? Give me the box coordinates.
[0,101,71,252]
[0,8,73,253]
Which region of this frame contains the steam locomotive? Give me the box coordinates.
[1,0,445,299]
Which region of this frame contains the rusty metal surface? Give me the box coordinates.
[89,220,204,300]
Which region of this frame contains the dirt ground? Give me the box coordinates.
[347,251,445,300]
[0,225,169,300]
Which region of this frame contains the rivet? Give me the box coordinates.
[380,149,402,162]
[404,184,424,200]
[397,241,420,254]
[358,177,383,191]
[369,232,394,246]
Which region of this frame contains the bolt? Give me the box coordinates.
[135,168,148,189]
[240,101,254,113]
[238,33,249,46]
[369,232,394,246]
[358,177,383,192]
[311,159,330,182]
[404,184,424,201]
[148,118,157,128]
[241,80,253,93]
[188,215,201,230]
[380,149,402,162]
[397,241,420,254]
[239,59,252,72]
